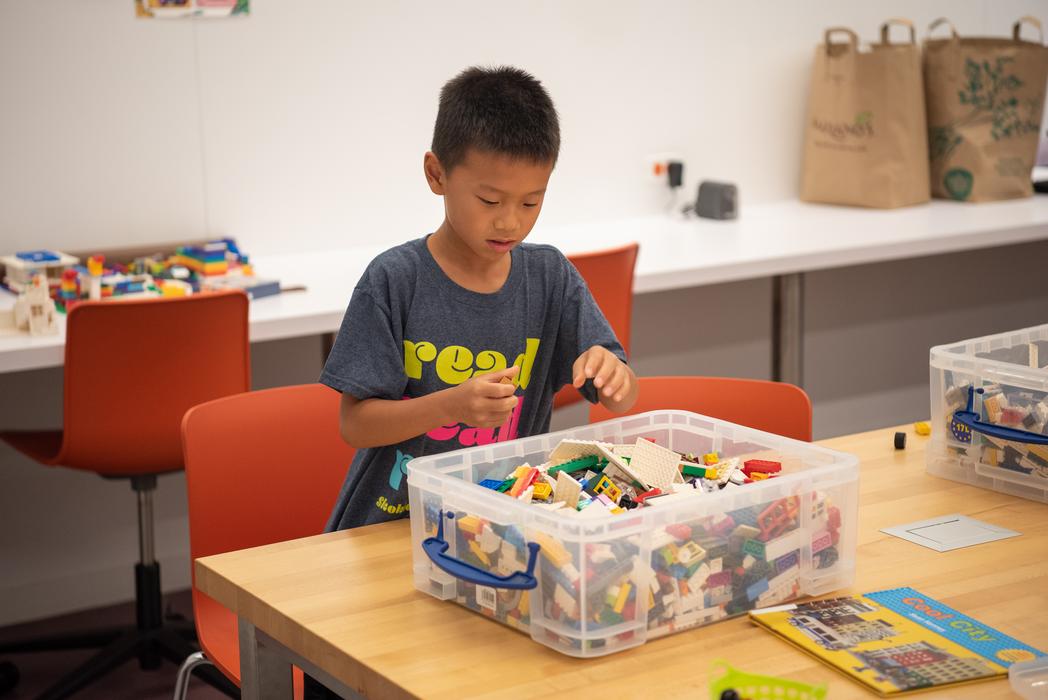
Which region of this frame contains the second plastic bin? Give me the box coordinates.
[928,324,1048,503]
[407,410,859,658]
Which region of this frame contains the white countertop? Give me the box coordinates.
[4,197,1048,374]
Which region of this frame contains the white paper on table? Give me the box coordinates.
[881,514,1020,552]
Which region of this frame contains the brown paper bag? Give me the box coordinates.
[801,20,930,208]
[924,17,1048,201]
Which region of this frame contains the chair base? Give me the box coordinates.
[0,622,238,700]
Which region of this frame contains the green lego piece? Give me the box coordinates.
[681,464,709,478]
[547,454,601,475]
[496,478,516,492]
[598,607,623,626]
[742,538,766,560]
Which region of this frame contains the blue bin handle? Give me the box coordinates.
[421,511,540,590]
[952,387,1048,446]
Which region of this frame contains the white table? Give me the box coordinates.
[4,198,1048,380]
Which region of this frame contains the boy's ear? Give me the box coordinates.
[423,152,446,195]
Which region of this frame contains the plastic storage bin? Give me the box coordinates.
[407,410,859,657]
[928,324,1048,503]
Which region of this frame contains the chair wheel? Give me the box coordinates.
[0,661,19,694]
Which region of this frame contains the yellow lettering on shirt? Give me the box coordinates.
[436,345,475,385]
[403,340,437,379]
[404,338,541,389]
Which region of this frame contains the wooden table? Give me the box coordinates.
[195,425,1048,699]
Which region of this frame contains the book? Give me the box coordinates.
[749,587,1044,696]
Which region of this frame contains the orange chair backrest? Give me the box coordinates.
[589,376,813,442]
[555,242,639,409]
[181,384,355,563]
[59,291,250,475]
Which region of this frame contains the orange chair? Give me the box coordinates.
[554,242,639,410]
[589,376,812,442]
[175,383,356,700]
[0,292,249,700]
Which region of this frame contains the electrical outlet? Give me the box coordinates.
[646,152,685,183]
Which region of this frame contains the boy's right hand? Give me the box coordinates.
[444,365,520,428]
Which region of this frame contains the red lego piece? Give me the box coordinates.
[757,496,800,540]
[743,459,782,476]
[666,523,692,541]
[827,505,842,532]
[635,488,663,504]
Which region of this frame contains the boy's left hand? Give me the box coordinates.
[572,346,632,403]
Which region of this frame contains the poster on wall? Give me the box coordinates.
[135,0,249,19]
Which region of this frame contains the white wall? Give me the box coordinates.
[5,0,1048,255]
[2,0,1048,626]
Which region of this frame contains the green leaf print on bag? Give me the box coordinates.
[958,57,1042,140]
[929,125,963,162]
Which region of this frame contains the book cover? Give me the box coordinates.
[749,587,1044,696]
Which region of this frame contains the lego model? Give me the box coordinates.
[0,250,79,293]
[1,274,59,336]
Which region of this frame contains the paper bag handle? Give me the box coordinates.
[927,17,960,41]
[1013,16,1044,44]
[823,27,858,53]
[881,18,917,45]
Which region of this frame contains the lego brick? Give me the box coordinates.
[763,529,803,562]
[531,482,552,500]
[628,437,686,491]
[743,459,782,476]
[811,529,832,554]
[553,470,582,509]
[457,515,483,536]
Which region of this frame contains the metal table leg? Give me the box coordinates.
[772,273,804,387]
[238,618,364,700]
[238,619,293,700]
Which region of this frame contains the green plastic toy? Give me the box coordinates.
[708,660,827,700]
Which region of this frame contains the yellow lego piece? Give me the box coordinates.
[705,468,718,480]
[983,394,1003,423]
[532,531,571,568]
[1028,444,1048,463]
[614,582,631,614]
[519,591,530,617]
[468,539,490,567]
[914,421,931,436]
[676,541,706,565]
[703,452,719,466]
[592,475,622,502]
[457,515,483,535]
[532,482,552,500]
[749,472,769,480]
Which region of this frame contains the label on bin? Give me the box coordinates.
[477,585,497,612]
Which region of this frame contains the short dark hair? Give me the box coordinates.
[431,65,560,173]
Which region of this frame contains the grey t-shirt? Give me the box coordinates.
[318,236,626,530]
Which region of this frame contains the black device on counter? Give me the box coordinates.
[696,181,738,220]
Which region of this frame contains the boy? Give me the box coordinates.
[319,65,638,531]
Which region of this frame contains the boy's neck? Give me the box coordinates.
[427,224,512,294]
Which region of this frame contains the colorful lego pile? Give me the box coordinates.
[422,436,845,655]
[944,379,1048,478]
[474,437,786,518]
[1,240,278,326]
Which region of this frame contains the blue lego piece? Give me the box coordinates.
[503,524,526,549]
[16,250,60,262]
[746,578,769,601]
[478,478,504,490]
[729,505,760,528]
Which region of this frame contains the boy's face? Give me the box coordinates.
[424,148,553,262]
